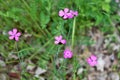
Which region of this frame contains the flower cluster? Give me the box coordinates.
[7,8,97,67]
[54,35,73,59]
[59,8,78,19]
[55,8,78,59]
[87,55,97,67]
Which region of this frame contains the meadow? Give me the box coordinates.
[0,0,120,80]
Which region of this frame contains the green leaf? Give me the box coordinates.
[102,3,110,12]
[40,12,50,29]
[118,52,120,59]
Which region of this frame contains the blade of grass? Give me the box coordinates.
[29,37,54,60]
[20,0,47,37]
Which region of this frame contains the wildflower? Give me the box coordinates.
[8,28,21,41]
[59,8,70,19]
[87,54,97,66]
[70,10,78,16]
[59,8,78,19]
[67,10,78,19]
[63,49,73,59]
[54,35,66,44]
[67,12,74,19]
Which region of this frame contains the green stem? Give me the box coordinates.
[71,18,76,50]
[29,37,54,60]
[15,42,23,79]
[53,46,61,78]
[71,18,76,80]
[73,73,76,80]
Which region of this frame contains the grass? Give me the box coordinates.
[0,0,120,80]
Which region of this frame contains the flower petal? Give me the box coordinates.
[59,10,64,17]
[59,35,62,40]
[9,36,14,40]
[55,35,62,41]
[55,36,59,40]
[68,53,72,58]
[54,41,59,44]
[73,11,78,16]
[90,61,97,66]
[64,8,69,13]
[64,54,68,58]
[67,13,74,19]
[61,39,66,44]
[70,10,78,16]
[8,31,13,35]
[91,55,97,60]
[15,36,19,41]
[13,28,17,35]
[87,58,92,63]
[15,32,21,37]
[70,10,74,14]
[63,15,68,19]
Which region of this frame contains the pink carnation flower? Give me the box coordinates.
[87,55,97,67]
[67,10,78,19]
[59,8,78,19]
[8,28,21,41]
[70,10,78,16]
[54,35,66,44]
[63,49,73,59]
[59,8,70,19]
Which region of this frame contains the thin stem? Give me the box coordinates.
[71,18,76,50]
[53,46,61,78]
[15,42,23,79]
[29,37,54,60]
[73,74,76,80]
[73,57,77,80]
[71,18,76,80]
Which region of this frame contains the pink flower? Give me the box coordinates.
[59,8,78,19]
[8,28,21,41]
[70,10,78,16]
[87,55,97,66]
[67,12,74,19]
[54,35,66,44]
[59,8,70,19]
[68,10,78,19]
[63,49,73,59]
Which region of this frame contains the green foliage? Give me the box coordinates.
[118,52,120,59]
[40,12,50,29]
[0,0,119,79]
